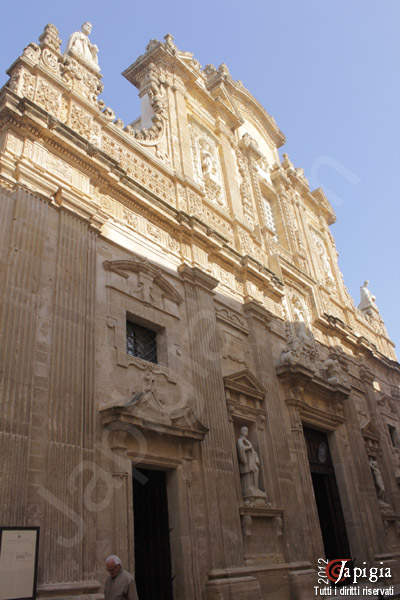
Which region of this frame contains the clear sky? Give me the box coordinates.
[1,1,398,355]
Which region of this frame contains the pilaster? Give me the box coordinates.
[178,263,244,572]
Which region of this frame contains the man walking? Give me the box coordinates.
[104,555,139,600]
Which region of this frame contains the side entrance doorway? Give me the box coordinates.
[133,467,174,599]
[303,427,351,559]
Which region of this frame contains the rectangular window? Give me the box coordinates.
[127,320,157,364]
[262,196,278,241]
[262,197,276,233]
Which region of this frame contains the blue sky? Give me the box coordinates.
[1,1,399,354]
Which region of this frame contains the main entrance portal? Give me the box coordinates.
[133,467,173,599]
[303,427,350,559]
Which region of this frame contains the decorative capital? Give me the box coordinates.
[178,263,219,292]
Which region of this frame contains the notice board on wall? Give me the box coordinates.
[0,528,40,600]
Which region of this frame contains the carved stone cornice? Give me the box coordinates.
[241,255,284,300]
[243,299,273,327]
[280,358,349,394]
[280,375,346,430]
[277,336,350,428]
[278,361,350,398]
[178,263,219,292]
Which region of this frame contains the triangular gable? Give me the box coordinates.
[224,369,265,401]
[361,420,380,442]
[209,82,242,122]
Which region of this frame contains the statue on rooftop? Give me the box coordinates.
[358,280,376,314]
[65,22,99,72]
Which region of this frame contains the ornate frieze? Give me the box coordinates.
[187,188,233,241]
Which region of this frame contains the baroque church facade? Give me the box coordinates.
[0,21,400,600]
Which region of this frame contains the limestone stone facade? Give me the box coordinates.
[0,22,400,600]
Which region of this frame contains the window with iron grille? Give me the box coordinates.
[262,197,277,238]
[127,320,157,364]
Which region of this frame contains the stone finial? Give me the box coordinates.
[203,64,217,77]
[146,39,160,53]
[65,22,99,72]
[218,63,230,77]
[164,33,176,53]
[39,24,61,52]
[282,153,294,170]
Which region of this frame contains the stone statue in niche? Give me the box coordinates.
[359,280,376,315]
[65,22,99,72]
[237,426,266,501]
[315,235,334,284]
[369,456,391,511]
[199,139,215,178]
[292,296,313,343]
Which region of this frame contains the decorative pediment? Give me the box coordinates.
[209,82,242,124]
[277,336,351,399]
[224,369,265,401]
[100,403,208,442]
[224,369,266,425]
[100,363,207,442]
[103,258,183,305]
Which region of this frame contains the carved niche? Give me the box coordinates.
[224,370,285,559]
[224,371,268,502]
[190,121,226,208]
[224,369,265,425]
[311,230,335,288]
